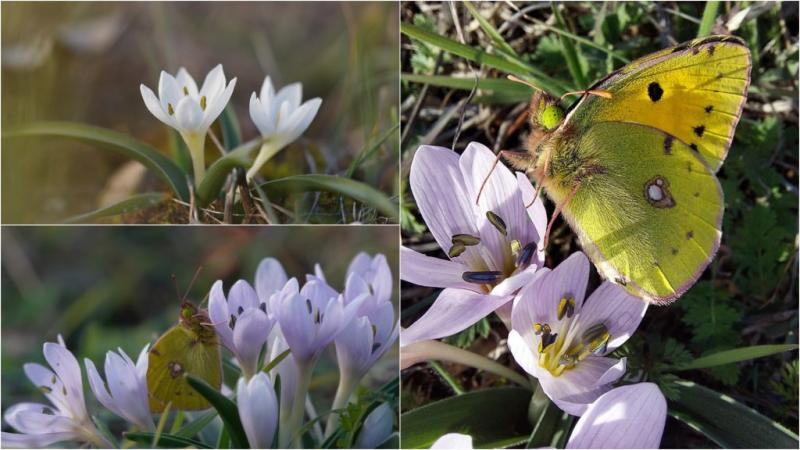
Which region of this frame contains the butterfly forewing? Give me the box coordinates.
[569,35,751,173]
[147,324,222,412]
[557,122,722,303]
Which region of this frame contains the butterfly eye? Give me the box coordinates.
[539,105,565,131]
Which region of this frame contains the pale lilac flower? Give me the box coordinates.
[353,403,395,448]
[84,345,153,431]
[208,279,274,379]
[247,76,322,181]
[254,257,290,305]
[566,383,666,449]
[508,252,647,415]
[140,64,237,184]
[345,252,393,305]
[1,337,111,448]
[431,433,473,449]
[236,373,279,449]
[428,384,666,449]
[401,142,548,345]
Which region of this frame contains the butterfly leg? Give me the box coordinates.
[475,150,534,205]
[543,182,581,250]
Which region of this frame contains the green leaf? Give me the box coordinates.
[124,431,211,449]
[402,73,532,102]
[696,1,720,38]
[175,410,218,439]
[669,344,799,371]
[400,388,532,448]
[195,137,263,207]
[669,379,799,448]
[258,174,397,220]
[63,193,167,224]
[219,105,241,151]
[346,124,399,178]
[551,3,588,87]
[185,375,249,449]
[400,22,569,94]
[262,348,291,374]
[4,121,190,201]
[462,1,518,58]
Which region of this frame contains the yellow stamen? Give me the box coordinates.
[183,86,189,96]
[167,103,174,115]
[200,96,207,111]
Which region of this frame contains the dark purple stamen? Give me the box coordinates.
[516,242,537,268]
[462,271,503,284]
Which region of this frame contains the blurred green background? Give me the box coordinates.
[1,226,399,432]
[2,1,399,223]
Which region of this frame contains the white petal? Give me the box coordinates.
[229,279,260,312]
[199,64,225,98]
[259,76,275,104]
[274,82,302,110]
[158,70,181,113]
[174,96,205,132]
[237,373,278,449]
[400,246,475,291]
[285,97,321,139]
[335,316,374,378]
[140,84,176,128]
[232,308,272,375]
[42,343,87,419]
[431,433,474,449]
[354,403,394,448]
[574,282,648,353]
[277,294,316,361]
[0,431,81,448]
[201,77,236,130]
[507,330,538,376]
[539,356,624,416]
[84,358,116,417]
[175,67,198,97]
[208,280,235,351]
[566,383,666,449]
[255,257,288,302]
[249,93,274,136]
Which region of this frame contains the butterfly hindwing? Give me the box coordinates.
[147,324,222,412]
[556,121,722,302]
[569,35,751,172]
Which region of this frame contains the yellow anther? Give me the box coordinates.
[167,103,175,115]
[183,86,189,96]
[200,96,207,111]
[557,296,575,320]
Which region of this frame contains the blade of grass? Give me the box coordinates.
[258,174,397,220]
[697,1,720,37]
[185,375,249,449]
[4,121,190,200]
[401,22,569,94]
[63,192,167,224]
[462,1,518,58]
[551,2,588,87]
[262,349,291,374]
[667,344,798,371]
[429,360,465,395]
[346,124,399,178]
[124,431,211,449]
[522,13,630,65]
[175,410,219,439]
[402,73,531,99]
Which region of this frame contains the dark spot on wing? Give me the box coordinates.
[705,105,713,113]
[689,143,699,153]
[692,47,700,55]
[686,230,694,240]
[648,82,663,102]
[708,45,715,56]
[151,348,161,356]
[717,72,724,80]
[693,125,705,137]
[687,162,693,172]
[663,135,673,154]
[671,248,678,255]
[694,192,700,197]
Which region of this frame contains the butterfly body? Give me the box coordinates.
[509,35,751,303]
[147,301,222,412]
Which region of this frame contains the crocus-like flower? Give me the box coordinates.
[208,279,274,380]
[140,64,237,185]
[237,372,279,449]
[1,337,111,448]
[431,433,473,449]
[246,76,322,181]
[353,403,395,449]
[401,142,548,345]
[508,252,648,415]
[428,383,666,449]
[84,345,153,431]
[566,382,666,449]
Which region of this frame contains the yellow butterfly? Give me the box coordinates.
[497,35,751,303]
[147,301,222,412]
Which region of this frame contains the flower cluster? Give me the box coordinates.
[402,142,667,448]
[2,253,397,449]
[140,64,321,186]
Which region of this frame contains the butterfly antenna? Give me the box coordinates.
[559,89,612,101]
[476,153,505,206]
[543,182,581,249]
[507,74,543,92]
[171,274,183,303]
[182,266,204,303]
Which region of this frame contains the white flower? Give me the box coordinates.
[236,373,279,449]
[507,252,648,415]
[84,345,153,431]
[345,252,393,305]
[208,279,274,380]
[431,433,473,449]
[354,403,395,449]
[1,336,111,448]
[246,76,322,181]
[140,64,236,185]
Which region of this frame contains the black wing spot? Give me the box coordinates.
[708,45,716,56]
[716,72,724,80]
[704,105,713,113]
[663,136,673,154]
[692,47,700,55]
[693,125,705,137]
[648,82,663,102]
[689,143,699,152]
[671,248,678,256]
[686,230,694,240]
[694,192,700,197]
[687,162,693,172]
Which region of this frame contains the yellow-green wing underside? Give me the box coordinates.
[147,325,222,412]
[570,35,751,172]
[562,121,722,302]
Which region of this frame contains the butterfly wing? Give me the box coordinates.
[147,325,222,412]
[568,35,751,172]
[552,121,722,303]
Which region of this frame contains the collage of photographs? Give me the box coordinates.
[0,1,797,449]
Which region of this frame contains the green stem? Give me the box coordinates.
[430,360,465,395]
[181,131,206,186]
[403,340,532,388]
[281,359,314,448]
[246,141,281,182]
[324,373,358,437]
[697,1,720,38]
